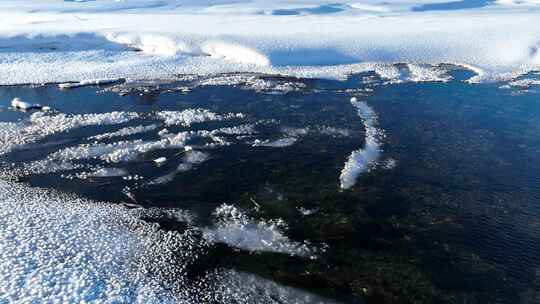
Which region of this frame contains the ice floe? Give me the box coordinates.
[339,97,383,190]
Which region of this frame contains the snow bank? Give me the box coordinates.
[0,1,538,84]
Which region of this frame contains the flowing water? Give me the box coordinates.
[1,68,540,303]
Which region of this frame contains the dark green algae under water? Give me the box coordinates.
[1,69,540,304]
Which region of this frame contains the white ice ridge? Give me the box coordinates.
[203,204,318,258]
[339,97,382,190]
[0,1,539,84]
[0,111,139,155]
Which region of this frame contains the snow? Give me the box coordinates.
[0,0,538,84]
[0,180,180,303]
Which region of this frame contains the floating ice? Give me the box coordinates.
[203,204,318,258]
[58,78,125,89]
[252,137,298,148]
[156,109,244,127]
[90,124,160,141]
[0,111,139,155]
[10,97,42,111]
[153,157,167,165]
[48,131,192,163]
[339,97,383,190]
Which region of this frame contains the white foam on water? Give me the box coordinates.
[339,97,383,190]
[203,204,318,258]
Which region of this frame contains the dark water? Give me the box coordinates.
[1,70,540,303]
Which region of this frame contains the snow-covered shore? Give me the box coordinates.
[0,0,539,85]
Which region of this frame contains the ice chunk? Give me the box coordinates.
[153,156,167,165]
[10,97,44,111]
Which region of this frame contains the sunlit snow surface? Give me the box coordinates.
[0,0,539,84]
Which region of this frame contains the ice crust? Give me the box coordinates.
[0,180,183,303]
[0,1,538,84]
